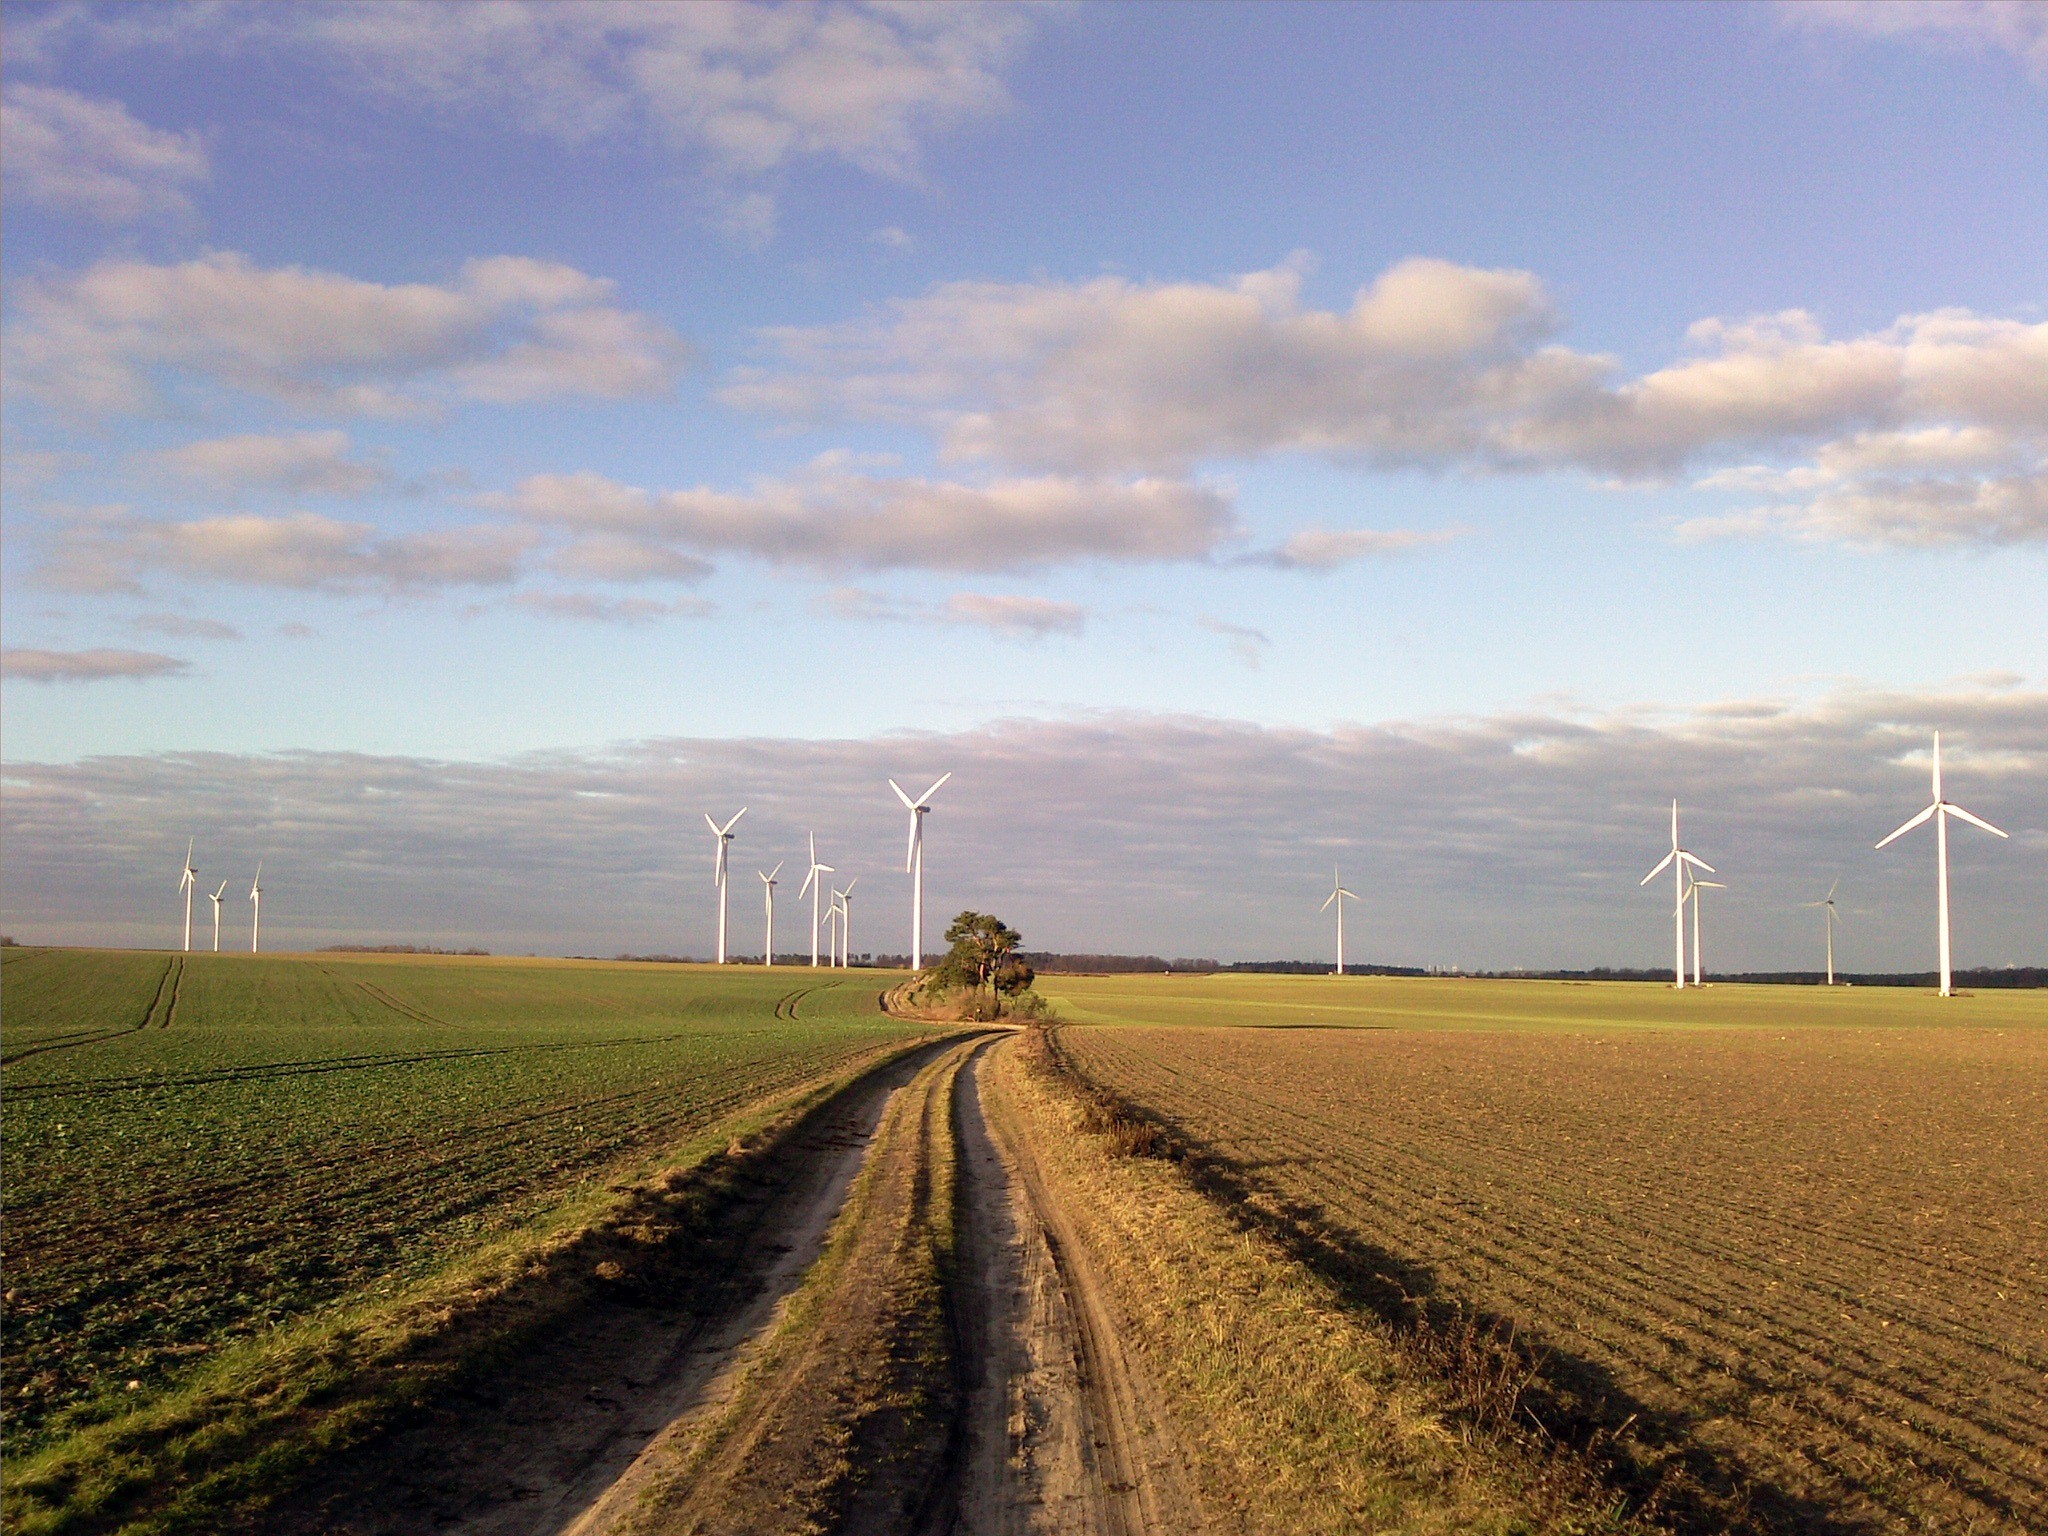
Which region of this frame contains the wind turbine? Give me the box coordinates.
[799,833,834,969]
[1803,881,1842,985]
[249,862,263,953]
[1641,801,1713,988]
[759,862,782,967]
[821,889,842,970]
[208,880,228,952]
[178,839,197,952]
[1876,731,2007,997]
[1681,874,1726,988]
[704,808,746,964]
[1321,868,1358,975]
[838,878,858,967]
[889,774,950,969]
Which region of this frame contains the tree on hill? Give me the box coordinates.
[932,910,1036,1017]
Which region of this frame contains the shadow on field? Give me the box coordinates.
[1041,1031,1878,1536]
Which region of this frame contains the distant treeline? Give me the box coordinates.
[1019,952,2043,987]
[321,944,491,956]
[597,952,911,967]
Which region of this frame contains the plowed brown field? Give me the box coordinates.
[1056,1012,2048,1535]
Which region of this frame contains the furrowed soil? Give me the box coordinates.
[1048,991,2048,1535]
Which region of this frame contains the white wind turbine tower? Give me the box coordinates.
[1321,867,1358,975]
[178,839,197,952]
[837,878,858,967]
[821,889,842,970]
[1681,874,1726,988]
[704,808,747,964]
[1803,881,1842,985]
[1876,731,2007,998]
[800,833,834,969]
[208,880,228,953]
[759,862,782,967]
[889,773,950,969]
[249,862,263,953]
[1641,801,1713,988]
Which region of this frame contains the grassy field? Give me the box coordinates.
[1040,974,2048,1535]
[0,947,923,1458]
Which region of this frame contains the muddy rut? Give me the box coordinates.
[274,1031,1201,1536]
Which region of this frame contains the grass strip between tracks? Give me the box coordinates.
[998,1026,1647,1536]
[1,1035,953,1536]
[619,1036,980,1534]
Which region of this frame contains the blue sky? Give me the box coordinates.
[3,1,2043,965]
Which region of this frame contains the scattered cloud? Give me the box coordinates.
[824,587,1088,637]
[131,613,242,641]
[14,3,1042,235]
[869,225,915,250]
[6,683,2037,965]
[1,646,189,682]
[150,430,394,497]
[4,252,687,419]
[1196,614,1271,667]
[509,591,714,624]
[1251,526,1466,570]
[41,510,534,594]
[508,465,1236,574]
[277,622,316,639]
[724,255,2048,547]
[1780,1,2048,82]
[0,84,208,221]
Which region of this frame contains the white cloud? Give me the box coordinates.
[1254,526,1465,570]
[0,84,208,222]
[150,431,393,497]
[3,252,687,418]
[509,591,713,624]
[41,510,535,594]
[14,3,1040,234]
[726,255,2048,546]
[1,646,188,682]
[509,465,1236,574]
[1781,1,2048,82]
[825,586,1088,638]
[131,613,242,641]
[1196,614,1271,667]
[9,682,2035,966]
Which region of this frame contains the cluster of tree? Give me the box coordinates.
[321,943,491,956]
[929,912,1037,1017]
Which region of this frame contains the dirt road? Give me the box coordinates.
[271,1031,1204,1534]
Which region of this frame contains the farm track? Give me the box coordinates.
[1059,1024,2048,1536]
[264,1031,1201,1536]
[0,957,175,1066]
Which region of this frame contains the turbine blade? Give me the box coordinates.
[1338,887,1356,900]
[1680,852,1716,873]
[917,771,952,805]
[1321,891,1337,911]
[1826,878,1838,899]
[845,877,857,894]
[705,812,720,834]
[1944,803,2008,839]
[721,808,747,834]
[890,778,915,810]
[905,817,918,873]
[799,868,815,896]
[1875,802,1936,849]
[1641,849,1676,884]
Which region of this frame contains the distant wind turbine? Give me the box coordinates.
[704,808,747,964]
[889,773,950,969]
[821,888,842,970]
[1681,874,1726,988]
[249,862,263,953]
[1321,867,1357,975]
[800,833,834,969]
[838,878,858,967]
[1802,881,1842,985]
[208,880,228,952]
[759,862,782,967]
[1876,731,2007,997]
[1641,801,1713,989]
[178,839,197,953]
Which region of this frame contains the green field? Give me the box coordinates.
[0,947,923,1456]
[1037,968,2048,1032]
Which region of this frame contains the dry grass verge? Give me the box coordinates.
[992,1027,1647,1536]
